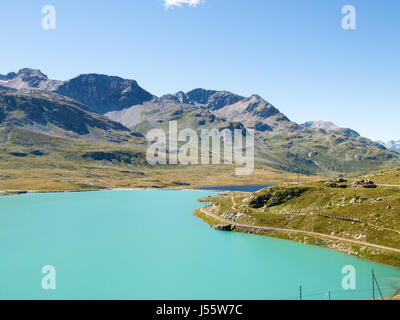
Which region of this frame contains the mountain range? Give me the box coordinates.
[378,140,400,153]
[0,68,399,177]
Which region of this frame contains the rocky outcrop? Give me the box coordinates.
[185,89,244,110]
[352,180,377,189]
[324,178,348,188]
[249,187,309,209]
[81,151,144,164]
[55,74,154,114]
[213,224,234,231]
[324,182,348,188]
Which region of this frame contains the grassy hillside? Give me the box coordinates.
[195,169,400,266]
[127,109,400,177]
[2,78,399,180]
[107,94,400,177]
[364,168,400,185]
[257,129,400,177]
[0,127,319,192]
[0,87,129,139]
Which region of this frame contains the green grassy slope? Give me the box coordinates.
[258,129,400,177]
[0,126,319,192]
[196,170,400,266]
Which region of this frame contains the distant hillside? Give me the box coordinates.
[106,94,399,176]
[386,141,400,153]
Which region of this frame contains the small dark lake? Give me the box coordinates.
[197,185,274,192]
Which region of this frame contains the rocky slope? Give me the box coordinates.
[0,68,154,114]
[106,93,398,176]
[0,69,296,131]
[0,86,130,141]
[0,68,61,91]
[107,90,297,132]
[55,74,154,114]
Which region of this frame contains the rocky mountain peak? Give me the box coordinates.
[249,94,262,100]
[185,88,244,110]
[17,68,48,80]
[0,72,17,81]
[174,91,192,104]
[55,73,154,114]
[0,68,60,90]
[302,121,360,137]
[185,88,218,105]
[0,69,154,114]
[302,120,341,131]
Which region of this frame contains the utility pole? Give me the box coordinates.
[372,269,375,300]
[372,269,384,300]
[329,291,331,300]
[300,285,302,300]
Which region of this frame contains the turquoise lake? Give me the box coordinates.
[0,190,399,300]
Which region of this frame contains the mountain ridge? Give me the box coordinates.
[1,68,297,133]
[0,69,359,135]
[1,68,399,176]
[0,68,154,114]
[0,85,131,142]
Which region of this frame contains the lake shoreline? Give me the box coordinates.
[0,184,270,197]
[193,206,400,299]
[194,204,400,269]
[4,185,400,268]
[193,206,400,300]
[1,188,399,300]
[3,186,400,270]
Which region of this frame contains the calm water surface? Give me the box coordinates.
[0,190,399,300]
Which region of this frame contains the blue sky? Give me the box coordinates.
[0,0,399,142]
